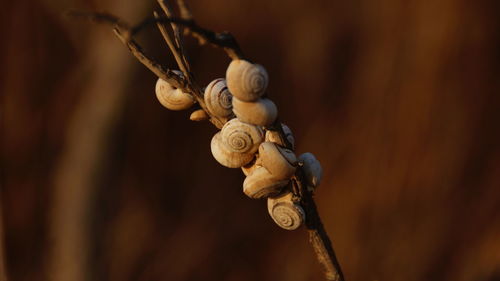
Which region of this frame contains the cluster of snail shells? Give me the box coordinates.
[207,59,322,230]
[153,59,323,231]
[227,60,278,127]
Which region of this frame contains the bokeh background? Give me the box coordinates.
[2,0,500,280]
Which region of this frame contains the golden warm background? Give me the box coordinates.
[2,0,500,280]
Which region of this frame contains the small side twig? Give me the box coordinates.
[130,16,244,60]
[113,28,188,91]
[153,11,189,76]
[155,0,190,73]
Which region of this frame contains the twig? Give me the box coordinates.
[176,0,192,21]
[157,0,182,47]
[68,6,344,280]
[155,1,198,91]
[112,28,187,90]
[155,0,190,72]
[153,11,189,76]
[132,16,244,60]
[294,171,345,281]
[67,10,243,59]
[172,0,194,75]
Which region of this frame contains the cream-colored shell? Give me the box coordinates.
[243,166,289,199]
[220,118,263,155]
[267,192,305,230]
[259,142,297,180]
[204,78,233,117]
[210,132,255,168]
[226,59,269,102]
[232,97,278,127]
[265,124,295,149]
[189,109,209,121]
[155,78,195,110]
[299,153,323,188]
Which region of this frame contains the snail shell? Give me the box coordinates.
[189,109,209,121]
[267,192,305,230]
[232,97,278,127]
[243,166,289,199]
[265,124,295,149]
[220,119,264,155]
[204,78,233,117]
[155,78,195,110]
[259,142,297,180]
[298,153,323,188]
[210,132,255,168]
[226,59,269,102]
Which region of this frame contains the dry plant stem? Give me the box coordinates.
[157,0,182,46]
[67,11,244,59]
[173,0,193,68]
[156,0,193,76]
[293,172,345,281]
[154,11,190,76]
[129,16,244,60]
[69,8,344,281]
[155,0,191,76]
[113,28,186,90]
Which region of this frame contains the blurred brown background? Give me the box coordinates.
[1,0,500,280]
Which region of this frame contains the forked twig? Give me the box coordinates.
[155,0,190,75]
[67,4,344,280]
[113,28,187,90]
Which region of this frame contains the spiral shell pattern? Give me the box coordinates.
[226,60,269,102]
[221,119,263,154]
[268,201,305,230]
[155,78,195,110]
[204,78,233,117]
[210,132,255,168]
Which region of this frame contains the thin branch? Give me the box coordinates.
[173,0,194,74]
[65,10,129,31]
[294,172,345,281]
[134,16,244,60]
[67,10,244,59]
[157,0,182,47]
[156,0,190,72]
[156,0,194,85]
[153,11,189,75]
[176,0,193,21]
[113,28,187,91]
